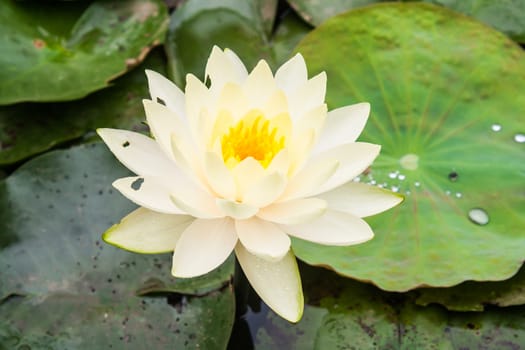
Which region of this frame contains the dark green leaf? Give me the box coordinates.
[0,143,234,349]
[0,47,163,166]
[165,0,309,87]
[249,265,525,349]
[0,0,168,104]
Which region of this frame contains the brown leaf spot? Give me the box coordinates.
[33,39,46,49]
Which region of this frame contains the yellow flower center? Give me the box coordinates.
[221,110,285,169]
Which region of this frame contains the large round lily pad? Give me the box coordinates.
[287,0,525,43]
[292,3,525,291]
[0,0,167,104]
[0,143,234,348]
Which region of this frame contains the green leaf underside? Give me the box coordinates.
[0,48,166,166]
[250,265,525,349]
[0,144,234,348]
[288,0,525,43]
[293,3,525,291]
[165,0,310,87]
[0,0,168,104]
[414,264,525,311]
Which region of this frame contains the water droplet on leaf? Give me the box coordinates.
[468,208,489,225]
[514,133,525,143]
[491,124,502,132]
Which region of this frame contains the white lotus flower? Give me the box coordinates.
[98,46,402,322]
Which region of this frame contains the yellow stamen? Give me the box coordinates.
[221,110,285,169]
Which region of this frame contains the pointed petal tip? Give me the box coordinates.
[235,245,304,323]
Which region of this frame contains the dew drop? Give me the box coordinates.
[391,185,399,193]
[514,133,525,143]
[445,190,451,196]
[388,171,398,179]
[468,208,489,225]
[353,176,361,182]
[448,171,459,182]
[369,180,377,185]
[414,181,421,187]
[398,174,406,181]
[491,124,502,132]
[455,192,462,198]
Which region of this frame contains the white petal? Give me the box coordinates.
[235,217,290,261]
[243,172,287,208]
[216,199,258,220]
[287,129,316,176]
[185,74,211,139]
[97,128,179,179]
[103,207,194,253]
[170,132,204,180]
[113,176,185,215]
[266,149,290,174]
[258,198,327,225]
[232,157,266,196]
[235,243,303,323]
[319,182,404,217]
[263,90,289,119]
[313,103,370,154]
[274,53,307,94]
[170,187,224,219]
[204,152,236,200]
[172,218,237,277]
[143,99,193,160]
[216,82,249,120]
[288,72,326,121]
[309,142,381,196]
[281,156,339,201]
[206,46,245,92]
[243,60,277,108]
[282,210,373,245]
[293,104,327,139]
[224,48,249,79]
[145,69,186,118]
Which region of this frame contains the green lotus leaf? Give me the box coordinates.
[414,265,525,311]
[287,0,382,26]
[165,0,309,87]
[250,265,525,349]
[0,144,234,348]
[0,48,167,166]
[0,0,168,104]
[287,0,525,43]
[424,0,525,43]
[292,3,525,291]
